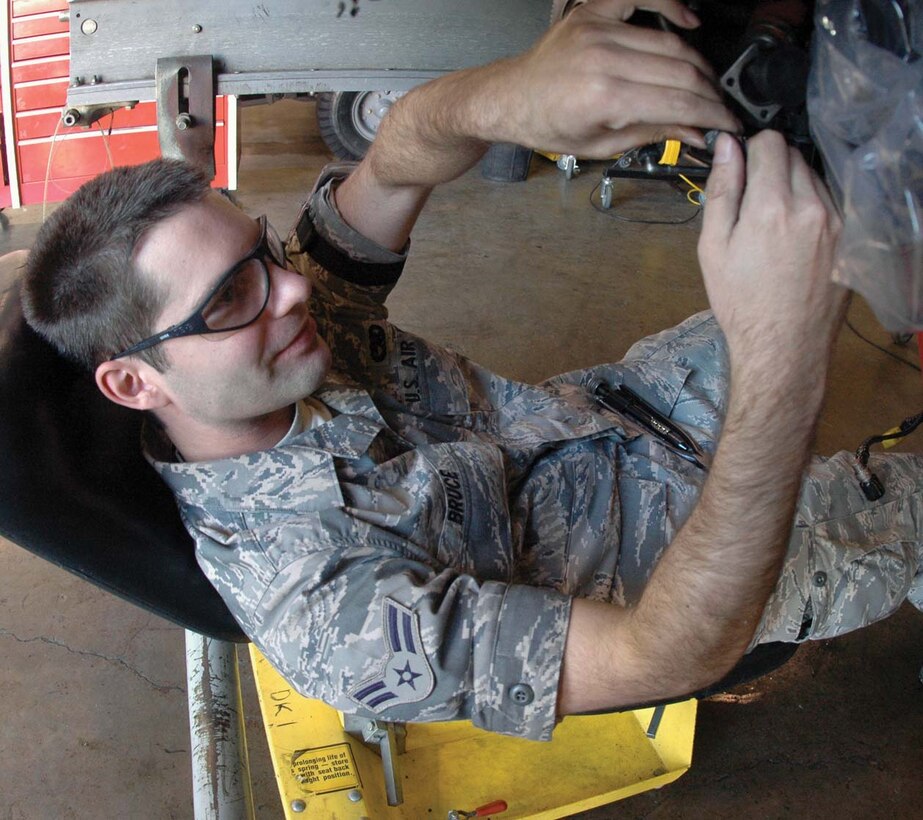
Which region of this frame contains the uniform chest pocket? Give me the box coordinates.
[507,440,623,599]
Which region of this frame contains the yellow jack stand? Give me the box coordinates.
[250,646,696,819]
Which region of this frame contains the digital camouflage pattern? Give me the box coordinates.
[147,171,922,741]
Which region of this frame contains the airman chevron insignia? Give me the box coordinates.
[348,598,435,712]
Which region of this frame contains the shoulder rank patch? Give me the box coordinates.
[348,598,435,712]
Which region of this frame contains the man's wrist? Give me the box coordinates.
[729,353,830,413]
[363,61,510,190]
[445,59,520,146]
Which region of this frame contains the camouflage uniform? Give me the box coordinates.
[147,171,922,741]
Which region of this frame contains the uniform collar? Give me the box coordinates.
[147,378,386,514]
[314,376,384,422]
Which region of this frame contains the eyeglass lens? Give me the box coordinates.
[201,258,270,331]
[198,219,285,333]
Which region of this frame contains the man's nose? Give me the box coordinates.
[267,263,311,316]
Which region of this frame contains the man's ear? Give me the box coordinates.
[94,359,171,411]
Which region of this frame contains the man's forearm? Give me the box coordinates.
[334,65,503,252]
[558,131,845,714]
[559,362,826,713]
[632,364,823,687]
[367,65,505,189]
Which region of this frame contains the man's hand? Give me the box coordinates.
[335,0,738,251]
[698,132,847,382]
[498,0,740,156]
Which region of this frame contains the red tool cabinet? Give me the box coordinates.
[1,0,232,208]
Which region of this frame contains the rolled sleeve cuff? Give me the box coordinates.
[290,165,409,286]
[471,581,572,741]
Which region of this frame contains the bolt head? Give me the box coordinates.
[290,799,307,812]
[192,24,203,33]
[348,789,362,803]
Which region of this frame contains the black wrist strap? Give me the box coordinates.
[295,209,405,287]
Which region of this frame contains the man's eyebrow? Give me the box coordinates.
[185,216,262,310]
[214,218,262,279]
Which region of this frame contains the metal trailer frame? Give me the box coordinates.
[64,0,553,119]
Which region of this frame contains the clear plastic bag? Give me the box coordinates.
[807,0,923,331]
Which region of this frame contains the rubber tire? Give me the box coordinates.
[480,142,534,182]
[315,91,373,161]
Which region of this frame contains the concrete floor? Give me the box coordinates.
[1,100,921,819]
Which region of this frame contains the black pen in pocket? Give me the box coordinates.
[587,377,708,471]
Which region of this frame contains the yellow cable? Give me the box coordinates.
[679,173,705,207]
[658,139,681,166]
[881,426,904,449]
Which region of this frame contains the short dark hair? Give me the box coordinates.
[22,158,211,372]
